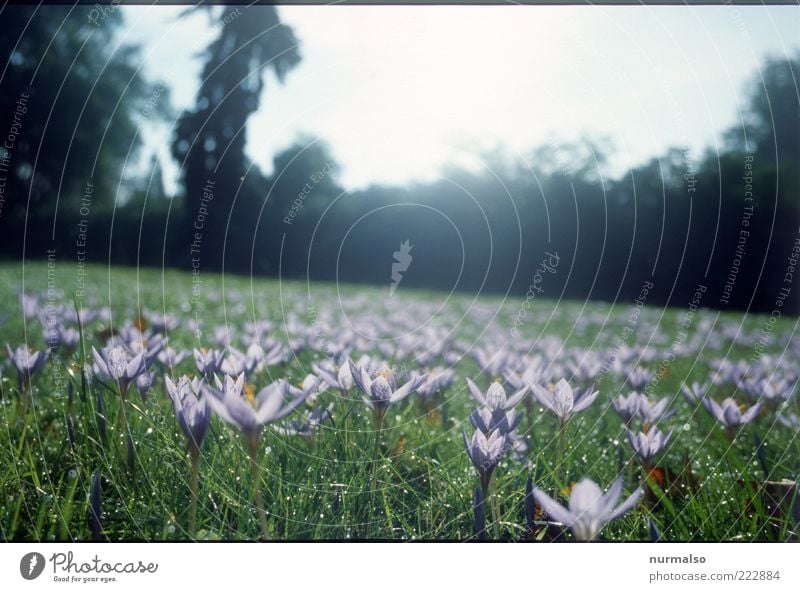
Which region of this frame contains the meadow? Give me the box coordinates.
[0,262,797,541]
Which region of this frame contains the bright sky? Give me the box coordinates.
[119,5,800,192]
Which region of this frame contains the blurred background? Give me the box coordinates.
[0,3,798,312]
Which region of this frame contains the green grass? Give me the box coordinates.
[0,261,798,541]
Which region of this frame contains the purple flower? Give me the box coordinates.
[42,323,79,351]
[255,341,289,367]
[134,368,157,401]
[219,344,278,377]
[20,294,40,318]
[313,359,354,394]
[702,397,762,429]
[288,374,325,405]
[463,429,508,493]
[744,375,796,403]
[626,426,673,464]
[533,477,643,540]
[193,347,224,376]
[6,344,49,390]
[612,392,642,424]
[415,367,455,402]
[349,360,426,419]
[681,381,708,403]
[530,379,598,424]
[472,346,512,377]
[165,376,211,451]
[636,396,673,424]
[626,367,653,390]
[116,326,165,364]
[91,346,146,397]
[157,347,189,370]
[467,378,527,411]
[504,360,545,392]
[141,309,179,333]
[219,347,254,377]
[469,406,521,436]
[205,374,309,438]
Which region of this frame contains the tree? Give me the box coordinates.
[0,6,153,258]
[171,6,301,271]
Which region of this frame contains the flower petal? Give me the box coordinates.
[533,488,574,526]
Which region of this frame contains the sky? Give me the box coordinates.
[118,4,800,192]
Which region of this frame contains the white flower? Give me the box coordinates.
[533,477,643,541]
[530,378,598,423]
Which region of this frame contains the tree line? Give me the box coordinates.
[1,6,797,313]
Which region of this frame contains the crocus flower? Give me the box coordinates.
[135,368,157,401]
[116,326,165,365]
[213,326,234,348]
[165,376,211,452]
[469,406,521,436]
[205,374,310,539]
[504,361,545,392]
[743,375,796,403]
[42,323,79,351]
[349,360,427,423]
[313,359,354,395]
[193,347,224,376]
[219,344,277,377]
[219,347,253,377]
[702,397,762,429]
[157,347,189,370]
[6,344,49,390]
[20,294,40,318]
[254,341,288,367]
[350,360,425,491]
[530,379,598,425]
[91,345,146,398]
[472,346,512,377]
[142,309,178,333]
[467,378,527,411]
[681,381,708,403]
[636,396,674,424]
[166,375,210,538]
[463,429,509,494]
[533,477,643,541]
[415,367,455,403]
[288,373,325,405]
[206,374,309,439]
[626,426,673,464]
[626,367,653,390]
[612,392,642,424]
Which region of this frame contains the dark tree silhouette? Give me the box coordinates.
[171,6,301,271]
[0,6,153,259]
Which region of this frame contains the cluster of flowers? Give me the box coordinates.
[4,289,799,540]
